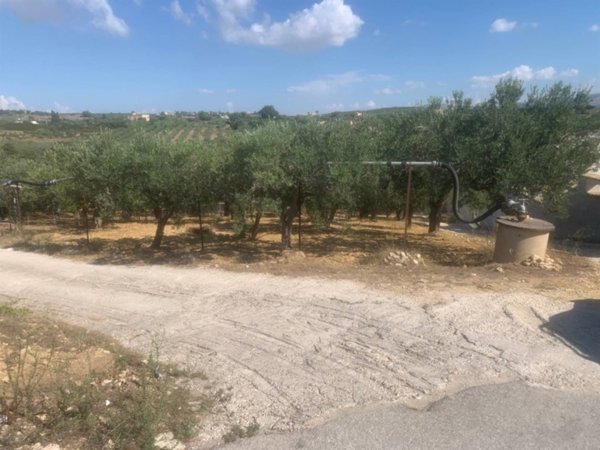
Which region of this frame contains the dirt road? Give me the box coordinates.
[1,248,599,447]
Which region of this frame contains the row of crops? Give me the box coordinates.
[1,80,599,250]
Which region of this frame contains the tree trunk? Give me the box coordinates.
[281,203,298,248]
[281,189,301,249]
[407,201,414,228]
[327,208,337,227]
[395,207,405,221]
[198,203,204,251]
[151,208,171,249]
[249,211,262,240]
[428,198,445,233]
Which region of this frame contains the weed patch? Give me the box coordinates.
[222,420,260,444]
[0,306,215,449]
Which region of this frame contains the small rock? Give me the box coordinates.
[520,254,562,271]
[30,444,61,450]
[155,431,186,450]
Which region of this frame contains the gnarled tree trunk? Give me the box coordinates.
[281,201,298,249]
[249,211,262,240]
[428,196,446,233]
[151,207,172,249]
[281,186,303,249]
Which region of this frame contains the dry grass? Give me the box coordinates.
[0,213,493,266]
[0,302,214,450]
[1,212,598,300]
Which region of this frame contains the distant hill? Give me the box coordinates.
[590,93,600,108]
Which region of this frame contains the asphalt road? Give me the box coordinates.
[218,382,600,449]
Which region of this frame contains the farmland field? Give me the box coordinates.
[0,112,230,154]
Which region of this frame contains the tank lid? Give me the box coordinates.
[496,217,555,232]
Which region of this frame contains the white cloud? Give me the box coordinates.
[490,18,517,33]
[288,71,363,94]
[225,88,237,94]
[198,88,214,94]
[366,100,376,109]
[368,74,392,82]
[196,3,210,21]
[211,0,363,51]
[404,80,426,89]
[326,103,345,111]
[170,0,192,25]
[0,0,129,36]
[226,101,234,113]
[289,71,393,96]
[374,87,401,95]
[53,101,72,113]
[472,65,562,86]
[68,0,129,36]
[0,0,63,21]
[535,66,557,80]
[287,72,364,94]
[590,24,600,32]
[0,95,26,110]
[561,68,579,77]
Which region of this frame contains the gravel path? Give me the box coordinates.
[0,248,598,447]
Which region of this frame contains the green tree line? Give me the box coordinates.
[1,80,599,248]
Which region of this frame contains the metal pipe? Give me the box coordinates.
[404,165,412,241]
[361,161,441,168]
[2,177,72,188]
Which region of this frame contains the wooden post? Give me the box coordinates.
[15,185,22,233]
[404,165,413,243]
[82,196,90,244]
[198,202,205,251]
[297,183,302,250]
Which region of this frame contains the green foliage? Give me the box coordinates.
[257,105,280,120]
[50,110,60,125]
[0,304,29,318]
[1,81,598,243]
[222,421,260,443]
[467,80,598,213]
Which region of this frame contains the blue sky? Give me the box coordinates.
[1,0,599,115]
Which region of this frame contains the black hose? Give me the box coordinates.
[438,162,502,224]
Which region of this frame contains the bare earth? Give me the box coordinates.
[1,248,599,448]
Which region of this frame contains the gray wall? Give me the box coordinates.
[528,182,600,243]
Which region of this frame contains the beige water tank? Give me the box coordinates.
[493,217,555,263]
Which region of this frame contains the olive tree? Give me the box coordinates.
[121,134,196,248]
[464,79,598,216]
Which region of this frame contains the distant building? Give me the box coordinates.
[129,112,150,122]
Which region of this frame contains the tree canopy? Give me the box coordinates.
[2,80,598,248]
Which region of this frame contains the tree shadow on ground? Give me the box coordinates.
[2,215,494,268]
[542,299,600,364]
